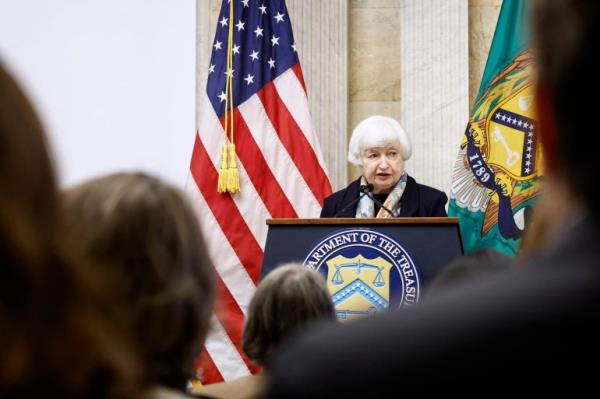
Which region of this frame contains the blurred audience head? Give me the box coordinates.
[533,0,600,217]
[426,249,513,296]
[518,176,579,260]
[242,264,336,368]
[1,61,138,398]
[63,172,215,390]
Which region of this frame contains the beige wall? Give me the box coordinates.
[348,0,402,183]
[469,0,503,108]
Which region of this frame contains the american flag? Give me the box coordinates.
[187,0,332,383]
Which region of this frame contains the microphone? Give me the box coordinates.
[332,184,371,217]
[332,183,396,217]
[361,183,374,194]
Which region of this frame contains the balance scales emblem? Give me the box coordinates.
[325,254,394,321]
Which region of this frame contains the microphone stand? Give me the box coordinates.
[332,183,397,218]
[332,184,371,217]
[365,190,396,217]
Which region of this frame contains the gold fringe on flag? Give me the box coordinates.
[217,0,240,194]
[217,144,229,193]
[227,143,240,194]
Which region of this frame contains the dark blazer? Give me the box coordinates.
[320,175,448,217]
[266,217,600,397]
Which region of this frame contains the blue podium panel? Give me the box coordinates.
[261,218,463,320]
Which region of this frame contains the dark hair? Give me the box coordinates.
[1,62,139,398]
[426,249,513,295]
[63,172,215,390]
[242,264,336,368]
[532,0,600,216]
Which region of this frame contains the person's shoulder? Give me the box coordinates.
[322,179,360,209]
[321,180,360,217]
[409,176,447,200]
[405,175,447,216]
[324,186,347,204]
[328,178,361,199]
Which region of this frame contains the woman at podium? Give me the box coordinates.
[320,115,447,218]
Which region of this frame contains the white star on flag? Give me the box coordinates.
[274,11,285,23]
[214,41,222,50]
[271,35,280,46]
[236,20,245,31]
[244,74,254,85]
[254,26,264,37]
[249,50,260,61]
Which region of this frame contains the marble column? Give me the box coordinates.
[400,0,469,194]
[348,0,402,184]
[286,0,348,191]
[469,0,502,107]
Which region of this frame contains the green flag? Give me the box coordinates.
[448,0,542,256]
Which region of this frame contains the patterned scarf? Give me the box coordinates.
[355,173,408,218]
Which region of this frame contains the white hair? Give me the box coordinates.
[348,116,412,165]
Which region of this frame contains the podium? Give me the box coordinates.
[261,218,463,320]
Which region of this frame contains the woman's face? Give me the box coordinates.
[360,141,404,194]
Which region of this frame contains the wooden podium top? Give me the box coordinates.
[266,217,459,225]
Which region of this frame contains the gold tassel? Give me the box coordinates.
[227,143,240,194]
[217,143,229,193]
[215,1,240,195]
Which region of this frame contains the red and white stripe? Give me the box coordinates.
[187,64,332,382]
